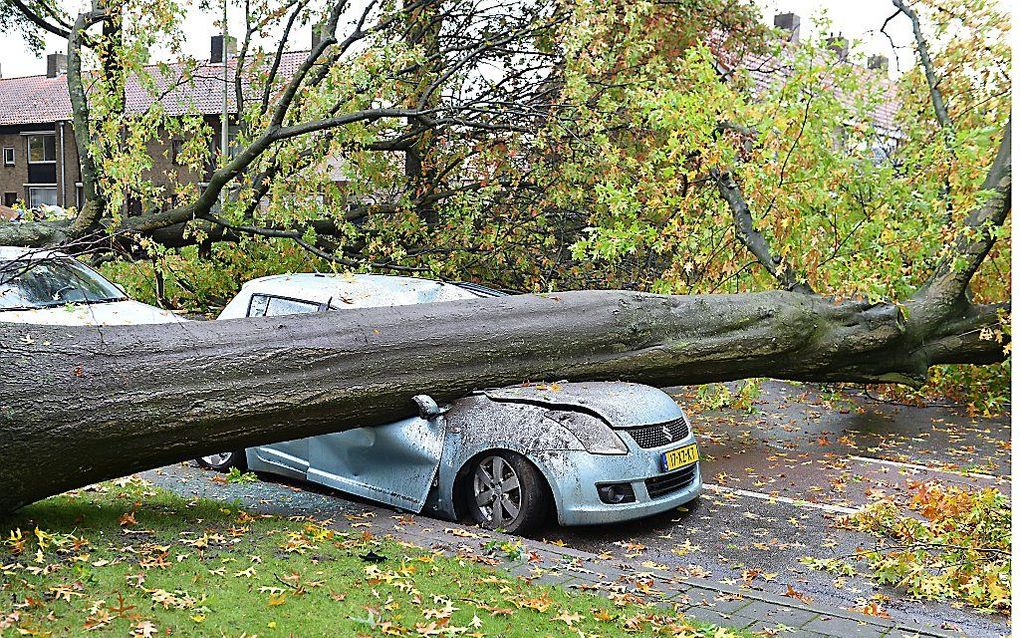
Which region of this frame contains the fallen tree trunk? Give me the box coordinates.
[0,288,1005,514]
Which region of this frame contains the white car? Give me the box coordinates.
[0,247,183,325]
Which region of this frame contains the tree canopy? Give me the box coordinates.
[0,0,1011,406]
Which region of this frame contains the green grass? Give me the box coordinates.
[0,479,750,637]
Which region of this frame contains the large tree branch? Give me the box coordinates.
[710,168,814,294]
[66,7,111,235]
[911,119,1011,321]
[7,0,71,38]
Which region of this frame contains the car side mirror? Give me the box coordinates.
[412,395,442,420]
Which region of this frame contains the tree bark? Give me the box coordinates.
[0,288,1006,514]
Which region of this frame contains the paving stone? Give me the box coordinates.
[694,595,753,615]
[743,620,832,637]
[683,607,756,630]
[684,587,721,607]
[801,615,891,638]
[886,629,960,638]
[733,599,820,628]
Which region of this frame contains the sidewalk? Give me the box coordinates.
[355,509,956,638]
[142,464,963,638]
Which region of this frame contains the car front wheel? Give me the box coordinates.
[467,452,547,534]
[196,451,245,472]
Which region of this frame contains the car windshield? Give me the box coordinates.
[0,258,126,311]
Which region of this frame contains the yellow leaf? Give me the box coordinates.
[268,593,287,606]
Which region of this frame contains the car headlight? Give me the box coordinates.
[543,410,628,455]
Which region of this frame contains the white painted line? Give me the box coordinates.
[848,455,1004,482]
[702,484,860,515]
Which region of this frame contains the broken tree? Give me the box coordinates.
[0,121,1011,515]
[0,0,1011,515]
[0,258,1008,514]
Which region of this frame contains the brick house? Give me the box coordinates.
[0,53,81,209]
[0,37,303,213]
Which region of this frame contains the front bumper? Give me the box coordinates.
[531,441,702,526]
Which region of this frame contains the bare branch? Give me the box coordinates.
[892,0,954,135]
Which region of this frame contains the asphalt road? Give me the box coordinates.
[149,380,1010,637]
[546,381,1011,638]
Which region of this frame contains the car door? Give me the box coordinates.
[306,415,446,513]
[244,293,329,478]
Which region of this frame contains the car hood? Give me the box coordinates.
[0,300,187,326]
[481,381,684,427]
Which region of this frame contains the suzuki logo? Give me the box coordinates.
[661,424,674,441]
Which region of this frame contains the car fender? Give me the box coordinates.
[425,394,584,520]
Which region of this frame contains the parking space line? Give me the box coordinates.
[702,484,860,515]
[848,455,1005,482]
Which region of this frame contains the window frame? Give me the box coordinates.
[26,134,56,164]
[246,293,329,318]
[2,147,14,166]
[27,186,58,208]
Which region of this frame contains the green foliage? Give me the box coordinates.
[482,538,525,562]
[842,482,1010,614]
[225,467,258,484]
[99,240,334,313]
[695,379,762,413]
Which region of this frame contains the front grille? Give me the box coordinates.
[625,416,690,449]
[645,464,698,499]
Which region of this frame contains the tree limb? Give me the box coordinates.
[911,119,1011,318]
[66,7,112,235]
[0,287,1007,513]
[710,167,814,294]
[892,0,954,135]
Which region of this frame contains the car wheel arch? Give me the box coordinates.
[451,448,559,524]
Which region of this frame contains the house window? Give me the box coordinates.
[171,139,184,165]
[228,125,240,159]
[28,186,57,208]
[2,148,14,166]
[3,192,17,207]
[27,135,56,163]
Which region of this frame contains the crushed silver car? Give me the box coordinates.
[199,273,701,533]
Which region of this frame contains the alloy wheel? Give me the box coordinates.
[200,452,234,467]
[472,455,523,528]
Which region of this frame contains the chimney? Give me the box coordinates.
[311,22,329,50]
[825,33,849,62]
[867,54,889,75]
[773,12,801,43]
[46,53,67,78]
[210,34,236,64]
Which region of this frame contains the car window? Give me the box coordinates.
[0,258,126,311]
[247,293,324,317]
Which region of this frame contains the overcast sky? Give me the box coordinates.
[0,0,936,80]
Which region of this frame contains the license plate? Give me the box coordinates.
[661,443,699,472]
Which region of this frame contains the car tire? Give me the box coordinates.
[466,451,548,535]
[196,451,246,472]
